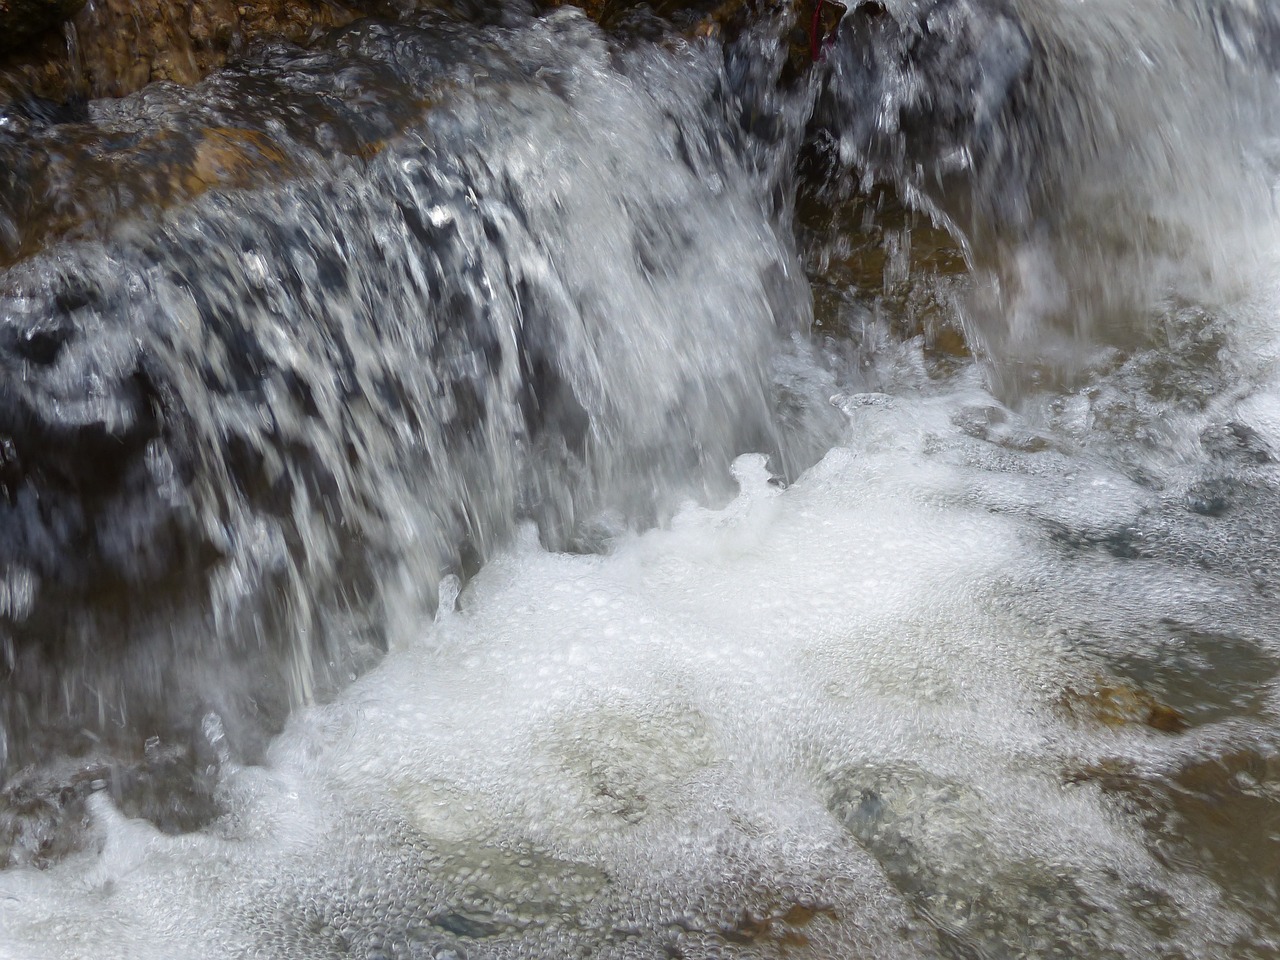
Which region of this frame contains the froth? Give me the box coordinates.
[0,368,1252,959]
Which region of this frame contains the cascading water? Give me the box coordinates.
[3,0,1280,957]
[0,7,825,774]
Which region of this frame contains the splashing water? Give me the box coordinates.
[813,0,1280,382]
[0,8,820,770]
[3,0,1280,957]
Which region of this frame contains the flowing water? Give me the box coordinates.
[2,0,1280,956]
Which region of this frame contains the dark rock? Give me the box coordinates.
[0,0,361,103]
[0,0,84,56]
[1184,476,1236,516]
[1200,421,1275,465]
[0,724,223,867]
[811,0,1035,231]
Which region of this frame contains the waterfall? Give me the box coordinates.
[2,1,1280,957]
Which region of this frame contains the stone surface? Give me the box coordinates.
[0,0,359,102]
[0,0,84,55]
[1060,678,1189,734]
[0,0,836,107]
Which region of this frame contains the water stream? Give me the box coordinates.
[2,0,1280,956]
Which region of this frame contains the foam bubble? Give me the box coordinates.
[0,373,1263,958]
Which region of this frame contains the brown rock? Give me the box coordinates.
[0,0,357,103]
[187,125,292,190]
[0,122,299,267]
[1060,678,1189,734]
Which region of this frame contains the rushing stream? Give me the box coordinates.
[3,0,1280,956]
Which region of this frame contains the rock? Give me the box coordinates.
[1200,421,1275,466]
[0,120,300,267]
[0,0,84,55]
[0,732,222,868]
[1066,744,1280,936]
[1059,678,1189,734]
[0,0,840,127]
[0,0,359,103]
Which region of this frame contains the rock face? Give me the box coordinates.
[0,0,831,103]
[0,0,359,101]
[0,0,85,55]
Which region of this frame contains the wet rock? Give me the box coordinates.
[0,8,807,861]
[1200,421,1275,465]
[825,762,1135,957]
[0,731,222,868]
[1056,618,1280,734]
[1059,678,1189,734]
[669,899,838,949]
[1,0,800,106]
[951,403,1054,452]
[1184,476,1236,517]
[0,35,431,265]
[1069,743,1280,945]
[0,0,84,55]
[0,35,434,782]
[0,0,359,103]
[811,0,1035,230]
[540,0,850,86]
[794,176,972,365]
[0,760,101,868]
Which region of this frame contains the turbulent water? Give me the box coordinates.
[2,0,1280,956]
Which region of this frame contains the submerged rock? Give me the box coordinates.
[1060,679,1189,734]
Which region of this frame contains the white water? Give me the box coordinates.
[5,318,1280,955]
[5,0,1280,957]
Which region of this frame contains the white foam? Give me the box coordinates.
[0,371,1253,959]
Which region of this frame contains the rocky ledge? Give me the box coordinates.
[0,0,361,101]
